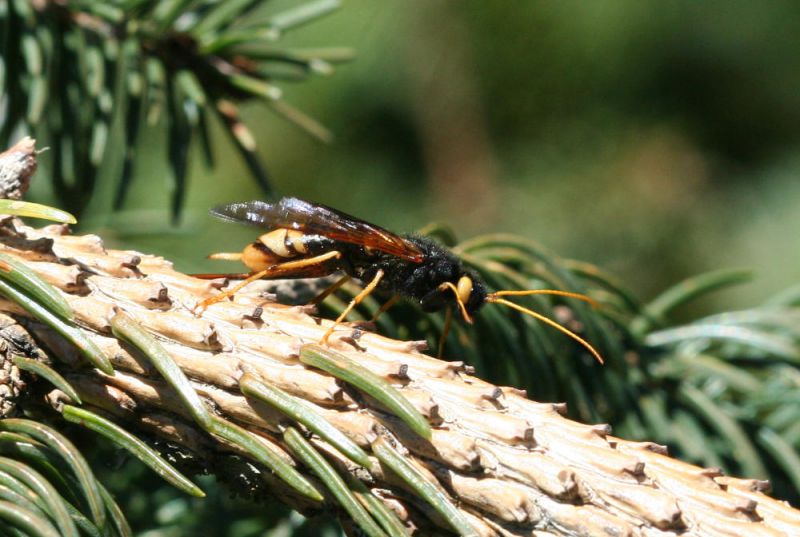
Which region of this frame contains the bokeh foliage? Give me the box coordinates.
[1,0,799,534]
[0,0,350,220]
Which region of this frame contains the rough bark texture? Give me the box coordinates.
[0,136,795,536]
[0,219,797,537]
[0,137,36,200]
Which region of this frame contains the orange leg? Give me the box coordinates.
[310,275,352,305]
[437,306,453,359]
[194,251,342,313]
[321,269,384,344]
[371,295,400,322]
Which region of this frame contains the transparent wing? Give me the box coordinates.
[211,198,424,262]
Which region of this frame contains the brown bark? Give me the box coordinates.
[0,219,797,536]
[0,138,796,536]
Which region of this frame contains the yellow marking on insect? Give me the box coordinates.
[260,229,293,258]
[286,229,308,254]
[438,281,472,324]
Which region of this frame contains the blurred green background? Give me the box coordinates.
[22,1,800,533]
[61,0,800,323]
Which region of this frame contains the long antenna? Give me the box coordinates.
[486,291,604,364]
[490,289,599,308]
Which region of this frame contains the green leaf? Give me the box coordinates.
[62,501,102,537]
[0,200,76,224]
[0,432,75,508]
[765,284,800,307]
[645,324,799,362]
[0,420,104,529]
[564,259,644,315]
[631,268,753,336]
[756,428,800,493]
[372,438,477,537]
[0,482,48,522]
[199,28,279,55]
[207,415,324,502]
[97,484,132,537]
[152,0,197,32]
[10,0,34,25]
[21,33,42,75]
[240,373,371,468]
[228,74,282,100]
[110,311,323,501]
[283,427,386,537]
[144,58,166,126]
[0,500,61,537]
[89,121,109,166]
[73,1,124,23]
[0,457,78,537]
[268,99,333,142]
[0,279,112,374]
[61,405,205,498]
[175,70,206,106]
[344,474,408,537]
[671,409,724,469]
[268,0,342,33]
[165,76,192,223]
[214,103,274,197]
[300,345,432,439]
[26,75,47,123]
[189,0,261,37]
[110,311,211,426]
[85,46,105,98]
[652,352,761,394]
[0,253,74,321]
[678,384,767,478]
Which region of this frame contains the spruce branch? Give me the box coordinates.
[0,140,798,535]
[0,0,350,219]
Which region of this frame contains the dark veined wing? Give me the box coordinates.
[211,197,424,262]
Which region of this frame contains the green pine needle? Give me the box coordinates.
[0,0,351,218]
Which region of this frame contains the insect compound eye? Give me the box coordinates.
[456,276,473,305]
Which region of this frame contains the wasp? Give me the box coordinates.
[195,197,603,363]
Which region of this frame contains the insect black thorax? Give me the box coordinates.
[345,234,488,315]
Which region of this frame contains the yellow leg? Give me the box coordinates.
[321,269,384,344]
[371,295,400,322]
[310,275,352,305]
[207,252,243,261]
[437,281,472,323]
[194,251,341,313]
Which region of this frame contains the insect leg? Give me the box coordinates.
[437,281,473,323]
[321,269,384,344]
[438,306,453,359]
[371,295,400,322]
[194,251,342,313]
[207,252,243,261]
[310,275,352,305]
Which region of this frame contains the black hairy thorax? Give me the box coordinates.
[343,235,488,316]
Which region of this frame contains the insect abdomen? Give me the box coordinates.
[241,229,313,271]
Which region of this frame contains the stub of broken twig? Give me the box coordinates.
[0,137,37,200]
